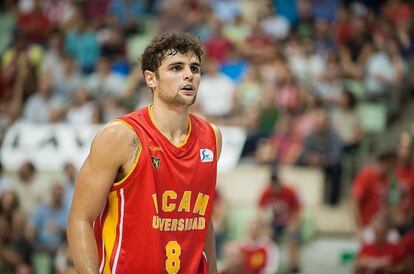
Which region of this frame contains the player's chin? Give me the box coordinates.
[178,94,197,107]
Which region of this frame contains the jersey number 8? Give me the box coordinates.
[166,241,181,274]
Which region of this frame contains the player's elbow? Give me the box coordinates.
[67,212,94,245]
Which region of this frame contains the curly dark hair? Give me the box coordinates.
[141,31,203,75]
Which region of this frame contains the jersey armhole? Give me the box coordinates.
[208,123,221,159]
[112,118,143,189]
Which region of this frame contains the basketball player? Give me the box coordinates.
[67,32,221,274]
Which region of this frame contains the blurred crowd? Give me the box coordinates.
[1,0,414,273]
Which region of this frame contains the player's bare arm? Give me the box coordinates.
[67,122,139,274]
[204,123,222,274]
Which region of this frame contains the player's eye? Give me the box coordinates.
[191,66,200,74]
[172,65,182,72]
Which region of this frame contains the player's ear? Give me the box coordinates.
[144,70,157,89]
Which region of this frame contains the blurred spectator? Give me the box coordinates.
[298,109,343,205]
[0,0,17,55]
[220,218,279,274]
[243,23,274,64]
[272,0,298,25]
[255,114,302,165]
[65,11,100,73]
[27,184,68,267]
[394,133,414,228]
[12,161,46,216]
[255,85,279,134]
[0,162,12,194]
[17,0,51,45]
[122,65,147,109]
[213,0,241,23]
[294,0,313,40]
[331,90,363,154]
[82,0,111,26]
[86,56,126,101]
[259,2,290,41]
[313,54,344,106]
[286,38,324,88]
[1,34,39,104]
[205,21,232,62]
[197,58,238,122]
[43,0,75,27]
[293,92,322,139]
[65,87,98,124]
[258,170,301,273]
[54,54,83,102]
[310,0,339,23]
[355,213,404,274]
[220,46,249,84]
[238,66,263,109]
[222,14,251,46]
[351,152,396,238]
[157,0,190,32]
[97,14,127,61]
[109,0,145,28]
[313,18,336,55]
[22,72,65,123]
[365,38,405,96]
[239,218,279,274]
[339,15,372,79]
[102,97,127,122]
[40,29,67,85]
[0,191,32,273]
[274,70,301,113]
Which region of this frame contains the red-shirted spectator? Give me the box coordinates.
[355,214,405,274]
[395,134,414,224]
[401,230,414,272]
[18,0,51,44]
[258,170,301,273]
[239,218,278,274]
[205,22,232,62]
[351,152,396,233]
[220,219,278,274]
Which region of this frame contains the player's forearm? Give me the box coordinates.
[67,219,100,274]
[205,219,218,274]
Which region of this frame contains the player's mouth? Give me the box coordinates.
[180,84,196,95]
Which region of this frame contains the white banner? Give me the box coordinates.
[1,123,246,174]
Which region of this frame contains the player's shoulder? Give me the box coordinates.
[100,120,137,140]
[190,113,221,137]
[92,120,139,153]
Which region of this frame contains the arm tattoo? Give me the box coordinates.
[130,136,141,161]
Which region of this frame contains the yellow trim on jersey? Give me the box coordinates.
[148,105,192,148]
[112,119,142,187]
[102,192,119,274]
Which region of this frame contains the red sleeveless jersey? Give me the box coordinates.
[93,106,218,274]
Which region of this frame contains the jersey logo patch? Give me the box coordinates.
[200,149,214,163]
[151,156,161,170]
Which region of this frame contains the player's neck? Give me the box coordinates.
[150,101,190,146]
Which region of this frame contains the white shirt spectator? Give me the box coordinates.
[365,52,405,94]
[66,102,96,124]
[86,72,126,100]
[197,73,236,117]
[331,108,361,144]
[23,94,65,123]
[260,15,290,40]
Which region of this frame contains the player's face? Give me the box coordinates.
[147,51,201,108]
